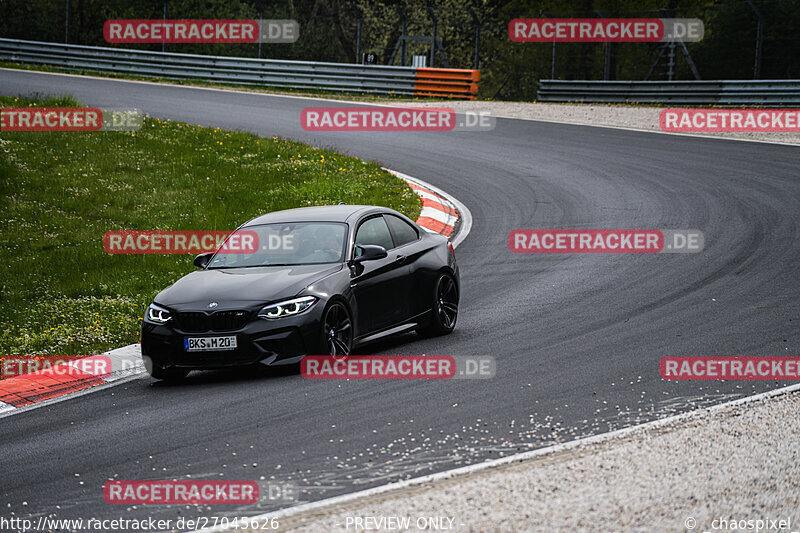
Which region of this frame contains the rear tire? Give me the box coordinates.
[417,272,458,338]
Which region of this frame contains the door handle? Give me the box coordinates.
[395,254,406,264]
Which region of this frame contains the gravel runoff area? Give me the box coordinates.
[238,387,800,533]
[395,101,800,145]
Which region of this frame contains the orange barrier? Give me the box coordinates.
[414,68,480,100]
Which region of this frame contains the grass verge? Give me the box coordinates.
[0,94,421,356]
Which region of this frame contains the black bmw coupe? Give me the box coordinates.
[141,205,459,380]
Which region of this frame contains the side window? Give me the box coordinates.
[385,215,419,247]
[355,216,395,255]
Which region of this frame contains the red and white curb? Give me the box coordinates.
[0,344,143,417]
[408,180,458,237]
[0,171,470,417]
[386,169,472,248]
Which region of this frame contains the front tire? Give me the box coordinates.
[417,272,458,337]
[320,301,352,357]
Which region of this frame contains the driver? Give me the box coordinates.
[298,226,342,262]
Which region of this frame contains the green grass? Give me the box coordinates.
[0,94,421,356]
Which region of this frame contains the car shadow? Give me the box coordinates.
[151,331,429,387]
[150,363,299,387]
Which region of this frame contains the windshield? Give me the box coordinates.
[208,222,347,269]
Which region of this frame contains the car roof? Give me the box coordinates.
[242,205,391,226]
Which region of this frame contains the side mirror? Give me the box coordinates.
[353,244,388,263]
[194,252,213,269]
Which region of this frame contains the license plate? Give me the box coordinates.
[184,336,237,352]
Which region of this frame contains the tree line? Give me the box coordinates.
[1,0,797,100]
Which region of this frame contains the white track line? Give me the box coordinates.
[195,382,800,533]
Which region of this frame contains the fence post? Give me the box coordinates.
[257,0,264,58]
[401,17,407,66]
[355,7,362,64]
[430,16,437,67]
[162,0,168,53]
[746,0,764,79]
[546,12,557,79]
[65,0,70,44]
[473,22,480,69]
[551,42,557,79]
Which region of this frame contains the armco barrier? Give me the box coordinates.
[415,68,479,99]
[537,79,800,106]
[0,38,478,100]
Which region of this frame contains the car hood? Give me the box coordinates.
[154,264,342,310]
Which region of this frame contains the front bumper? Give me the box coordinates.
[141,305,324,370]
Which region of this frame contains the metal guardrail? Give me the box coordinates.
[0,38,479,100]
[537,80,800,106]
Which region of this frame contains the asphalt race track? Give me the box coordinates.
[2,69,799,526]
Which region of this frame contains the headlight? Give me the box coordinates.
[146,303,172,324]
[258,296,317,319]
